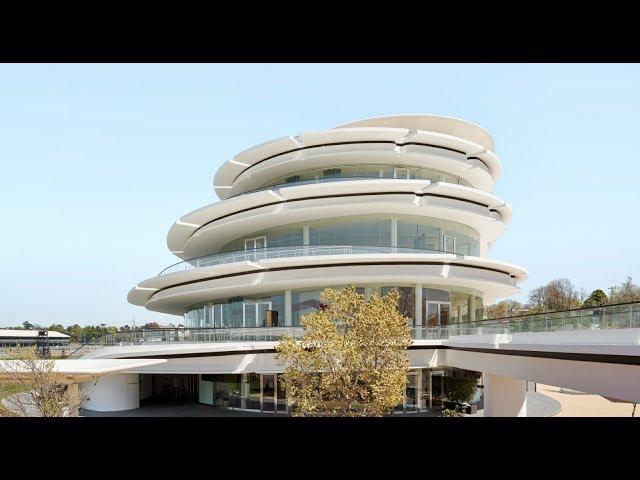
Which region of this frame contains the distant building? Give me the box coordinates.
[0,329,70,348]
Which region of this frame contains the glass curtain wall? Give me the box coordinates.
[200,368,481,414]
[200,373,289,413]
[217,214,480,256]
[185,284,483,328]
[184,294,285,328]
[255,163,472,191]
[396,215,480,255]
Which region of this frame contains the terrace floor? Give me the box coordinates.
[80,391,560,417]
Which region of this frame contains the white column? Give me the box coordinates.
[302,225,310,246]
[483,373,527,417]
[469,294,477,322]
[415,284,423,326]
[82,373,140,412]
[390,218,398,249]
[284,289,292,326]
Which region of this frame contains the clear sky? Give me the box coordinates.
[1,63,638,328]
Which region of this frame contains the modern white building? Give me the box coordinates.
[74,114,640,416]
[63,115,640,416]
[130,114,527,326]
[0,115,640,416]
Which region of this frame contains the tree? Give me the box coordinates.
[22,321,34,330]
[610,276,640,303]
[583,289,608,308]
[485,300,527,319]
[143,322,161,330]
[48,324,68,335]
[275,285,412,417]
[0,348,91,417]
[443,377,478,411]
[528,278,582,312]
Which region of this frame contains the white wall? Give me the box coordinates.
[443,349,640,403]
[82,373,140,412]
[483,373,527,417]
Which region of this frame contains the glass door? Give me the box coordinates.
[240,373,262,410]
[405,372,420,412]
[426,301,440,327]
[394,167,410,179]
[243,301,272,328]
[261,374,276,412]
[442,234,456,253]
[439,302,450,326]
[276,374,288,413]
[244,236,267,261]
[425,301,451,327]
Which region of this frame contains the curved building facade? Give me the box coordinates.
[129,114,526,326]
[111,114,528,414]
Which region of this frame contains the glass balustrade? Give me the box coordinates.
[78,301,640,352]
[235,163,473,197]
[159,244,461,276]
[462,301,640,332]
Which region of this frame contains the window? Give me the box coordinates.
[245,236,266,250]
[393,167,410,179]
[322,168,342,178]
[442,235,456,253]
[243,301,272,328]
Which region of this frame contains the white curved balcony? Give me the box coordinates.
[226,144,495,197]
[167,179,511,259]
[128,248,527,314]
[160,245,466,276]
[214,115,502,199]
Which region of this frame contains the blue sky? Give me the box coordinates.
[0,63,638,327]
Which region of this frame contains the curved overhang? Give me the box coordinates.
[127,253,528,315]
[167,180,512,259]
[81,341,280,360]
[82,341,441,366]
[214,123,501,199]
[336,114,496,152]
[228,142,495,197]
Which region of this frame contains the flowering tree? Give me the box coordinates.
[275,285,412,416]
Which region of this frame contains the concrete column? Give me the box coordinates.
[284,289,292,326]
[469,294,476,322]
[302,225,309,246]
[483,373,527,417]
[390,218,398,249]
[82,373,140,412]
[415,284,423,326]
